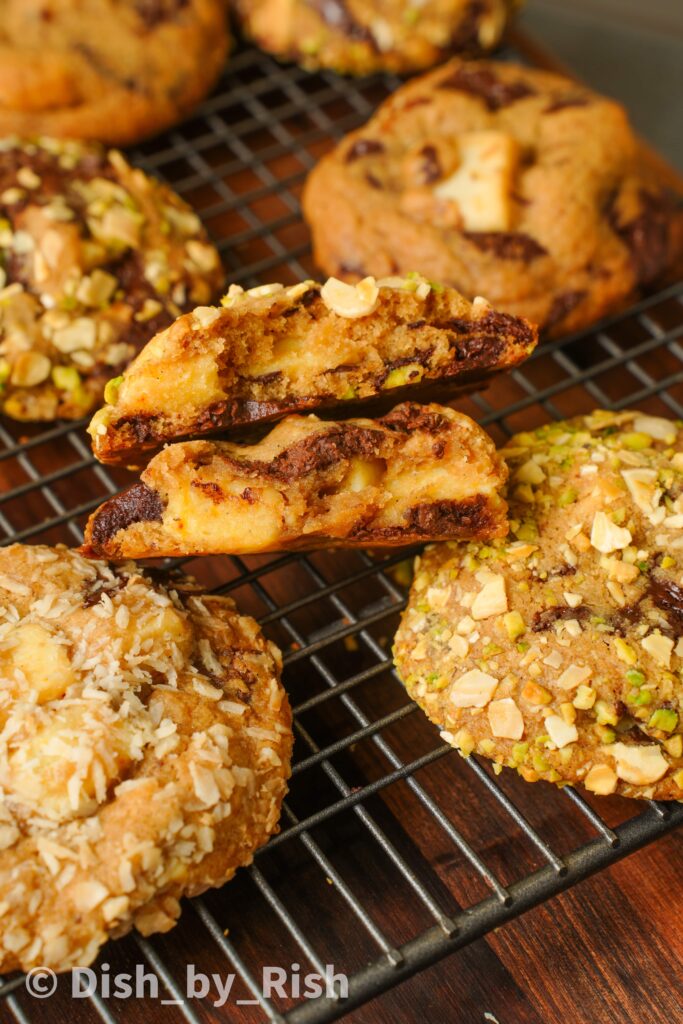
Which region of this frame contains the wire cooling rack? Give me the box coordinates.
[2,33,683,1024]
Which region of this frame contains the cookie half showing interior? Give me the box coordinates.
[88,275,537,467]
[303,58,683,338]
[394,409,683,801]
[0,1,229,145]
[0,544,291,973]
[234,0,519,75]
[83,402,509,558]
[0,137,223,421]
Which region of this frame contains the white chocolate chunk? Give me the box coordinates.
[435,131,519,232]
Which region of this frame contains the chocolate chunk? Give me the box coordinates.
[345,138,385,163]
[416,145,442,185]
[447,1,486,52]
[89,482,164,547]
[544,290,586,331]
[532,605,588,631]
[444,309,536,362]
[439,65,536,111]
[405,495,495,536]
[135,0,188,28]
[544,95,590,114]
[464,231,548,261]
[649,575,683,636]
[607,188,673,284]
[191,479,224,503]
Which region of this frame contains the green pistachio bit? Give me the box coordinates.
[512,742,529,764]
[403,6,420,24]
[51,365,82,392]
[625,669,646,686]
[648,708,678,732]
[0,358,10,385]
[661,556,676,569]
[597,726,616,744]
[426,672,448,691]
[516,522,538,542]
[532,752,550,773]
[557,487,577,508]
[595,700,619,726]
[633,689,653,706]
[516,640,530,653]
[340,385,357,400]
[622,432,652,450]
[504,611,525,641]
[482,642,503,657]
[104,375,123,405]
[382,364,424,390]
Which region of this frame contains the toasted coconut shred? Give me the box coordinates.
[0,544,292,973]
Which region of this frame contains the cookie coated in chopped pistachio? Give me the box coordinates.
[394,410,683,801]
[0,137,222,421]
[0,544,292,973]
[234,0,519,75]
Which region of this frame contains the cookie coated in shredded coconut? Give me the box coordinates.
[0,544,291,973]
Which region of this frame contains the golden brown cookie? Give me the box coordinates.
[303,59,683,338]
[234,0,519,74]
[394,410,683,801]
[83,403,509,558]
[0,137,223,421]
[0,544,292,973]
[88,274,537,467]
[0,1,229,145]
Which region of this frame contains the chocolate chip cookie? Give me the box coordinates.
[0,544,292,972]
[234,0,519,75]
[88,274,537,467]
[83,402,509,558]
[394,410,683,801]
[303,59,683,338]
[0,137,223,421]
[0,1,229,145]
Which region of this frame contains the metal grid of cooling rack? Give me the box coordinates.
[1,35,683,1024]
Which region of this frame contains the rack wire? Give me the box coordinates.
[1,34,683,1024]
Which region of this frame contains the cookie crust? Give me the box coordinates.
[0,544,291,973]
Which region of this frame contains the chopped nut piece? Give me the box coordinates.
[641,632,674,669]
[10,351,51,387]
[573,685,597,710]
[556,664,592,690]
[320,276,379,318]
[590,511,632,553]
[488,698,524,739]
[608,742,669,785]
[471,574,508,620]
[544,714,578,748]
[449,668,498,708]
[584,764,618,796]
[521,681,552,705]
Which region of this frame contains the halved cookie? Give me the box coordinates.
[88,274,537,467]
[83,402,509,558]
